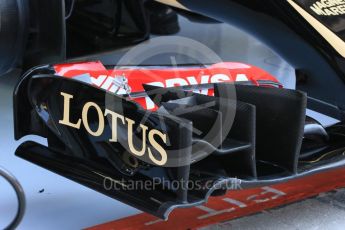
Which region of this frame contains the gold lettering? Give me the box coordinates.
[324,8,336,15]
[82,102,105,136]
[317,1,326,9]
[311,4,326,15]
[59,92,81,129]
[310,1,345,15]
[104,109,125,142]
[339,4,345,13]
[58,92,169,165]
[126,118,148,157]
[148,129,168,166]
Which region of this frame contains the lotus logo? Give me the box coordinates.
[58,92,169,166]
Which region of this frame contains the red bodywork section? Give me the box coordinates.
[54,61,281,110]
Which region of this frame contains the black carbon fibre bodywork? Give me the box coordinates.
[171,0,345,120]
[10,0,345,220]
[13,65,345,219]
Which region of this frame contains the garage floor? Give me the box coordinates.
[1,17,345,229]
[202,189,345,230]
